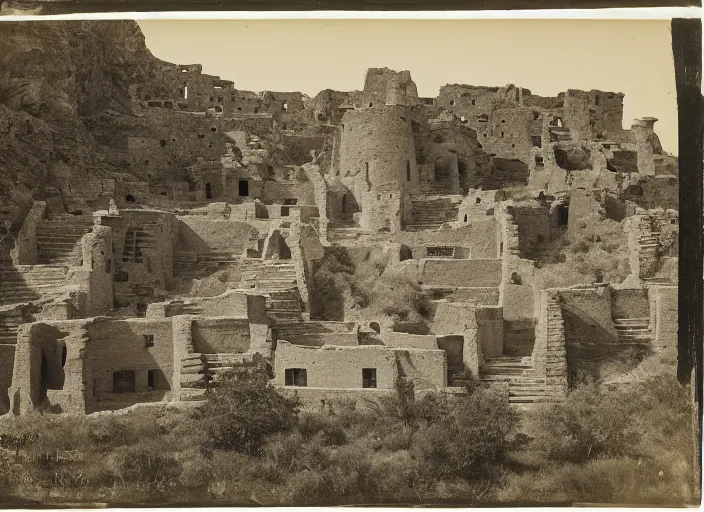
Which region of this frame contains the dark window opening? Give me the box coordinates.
[113,370,136,393]
[533,111,542,120]
[281,206,290,217]
[471,99,476,106]
[500,131,505,138]
[143,334,155,348]
[283,198,298,205]
[365,162,369,181]
[406,161,411,181]
[362,368,377,388]
[61,346,67,368]
[427,246,454,258]
[342,195,347,213]
[400,245,413,261]
[285,368,307,387]
[282,123,288,130]
[535,155,544,167]
[160,139,166,147]
[205,183,212,199]
[239,180,249,197]
[475,197,481,204]
[477,114,488,123]
[510,272,522,285]
[368,102,373,107]
[211,127,217,132]
[136,303,148,318]
[197,133,205,139]
[532,136,542,148]
[501,119,506,123]
[463,214,468,222]
[125,194,135,203]
[449,100,455,106]
[147,370,156,390]
[557,204,569,226]
[500,242,504,256]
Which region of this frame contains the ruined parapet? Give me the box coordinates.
[563,89,624,142]
[631,117,663,177]
[80,225,114,316]
[14,200,46,265]
[362,67,419,107]
[624,209,677,281]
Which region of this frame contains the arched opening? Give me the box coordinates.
[557,204,569,226]
[125,194,135,203]
[400,245,413,261]
[369,322,381,334]
[463,214,468,222]
[475,197,481,204]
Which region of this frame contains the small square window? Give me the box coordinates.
[362,368,377,388]
[285,368,307,387]
[143,334,155,348]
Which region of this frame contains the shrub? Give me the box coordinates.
[200,371,299,454]
[531,382,637,463]
[413,387,519,480]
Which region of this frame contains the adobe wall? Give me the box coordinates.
[509,204,551,254]
[429,301,483,377]
[394,220,499,259]
[81,225,114,316]
[85,316,176,412]
[421,259,502,288]
[0,344,15,412]
[482,107,543,163]
[559,286,618,343]
[476,306,504,358]
[99,209,178,306]
[60,179,116,213]
[273,341,446,390]
[651,285,677,350]
[192,317,250,354]
[611,287,650,319]
[567,188,604,236]
[436,84,501,133]
[9,320,90,415]
[260,181,316,206]
[563,89,624,141]
[381,332,439,350]
[335,107,417,231]
[177,217,261,255]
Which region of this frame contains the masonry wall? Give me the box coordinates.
[421,259,502,288]
[177,217,261,255]
[273,341,446,390]
[0,345,15,412]
[192,317,251,354]
[86,317,175,412]
[652,285,677,350]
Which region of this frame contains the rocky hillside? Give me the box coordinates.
[0,21,164,234]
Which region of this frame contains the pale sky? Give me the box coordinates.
[139,19,678,154]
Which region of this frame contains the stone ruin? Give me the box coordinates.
[0,55,679,415]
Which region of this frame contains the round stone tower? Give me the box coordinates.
[336,106,417,231]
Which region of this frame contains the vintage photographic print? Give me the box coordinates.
[0,16,699,507]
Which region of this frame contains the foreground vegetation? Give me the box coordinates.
[0,369,697,506]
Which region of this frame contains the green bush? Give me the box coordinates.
[200,371,299,454]
[531,382,637,463]
[413,387,519,480]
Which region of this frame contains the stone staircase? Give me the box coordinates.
[122,223,160,264]
[549,126,573,142]
[275,321,356,345]
[480,356,563,404]
[173,251,242,279]
[407,197,460,231]
[240,259,303,322]
[613,317,652,344]
[0,265,69,306]
[35,215,94,265]
[0,309,22,346]
[327,220,366,243]
[179,352,208,402]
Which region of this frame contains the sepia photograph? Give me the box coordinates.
[0,15,700,507]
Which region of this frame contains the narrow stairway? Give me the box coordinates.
[407,197,460,231]
[613,317,651,344]
[480,356,563,404]
[36,215,94,265]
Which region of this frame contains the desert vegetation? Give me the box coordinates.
[0,368,695,506]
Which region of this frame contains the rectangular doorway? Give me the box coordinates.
[238,179,249,197]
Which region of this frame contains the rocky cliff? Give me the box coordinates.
[0,21,164,234]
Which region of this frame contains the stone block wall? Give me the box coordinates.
[532,290,568,394]
[192,317,250,354]
[421,259,502,288]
